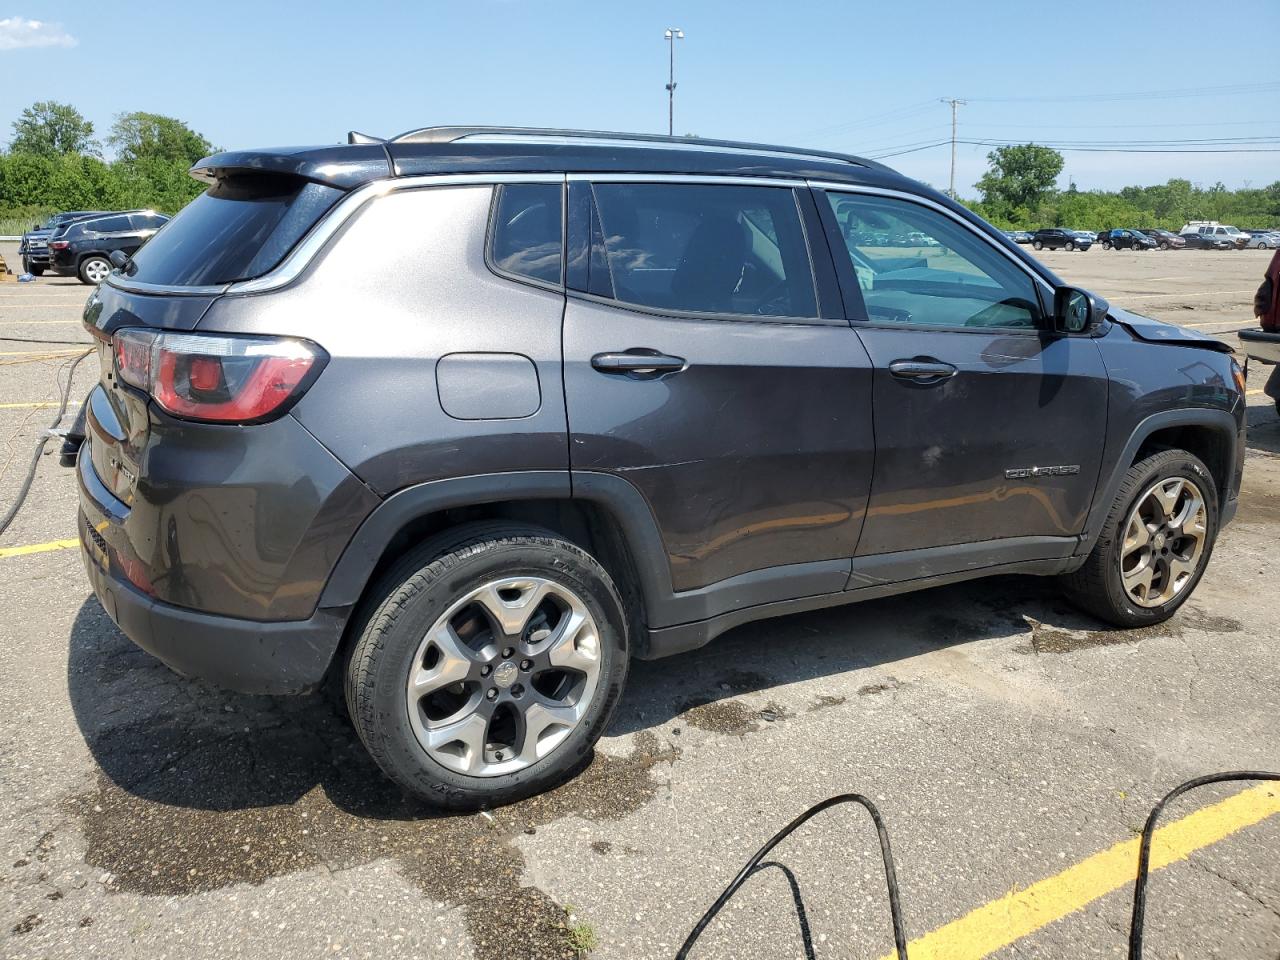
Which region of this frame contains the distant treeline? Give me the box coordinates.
[0,101,212,231]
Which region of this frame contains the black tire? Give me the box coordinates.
[1033,240,1043,250]
[77,255,111,285]
[1103,242,1112,250]
[30,266,44,276]
[344,521,629,810]
[1065,241,1075,252]
[1061,450,1218,628]
[1160,242,1169,250]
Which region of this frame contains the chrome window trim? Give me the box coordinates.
[806,180,1057,299]
[568,172,807,188]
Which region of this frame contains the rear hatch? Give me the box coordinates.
[82,169,351,507]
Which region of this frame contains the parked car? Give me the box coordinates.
[1031,228,1091,251]
[1245,231,1280,249]
[1181,222,1248,249]
[47,211,170,284]
[1180,232,1234,250]
[1004,230,1033,244]
[73,126,1245,808]
[1141,229,1186,250]
[1101,229,1157,251]
[17,211,112,276]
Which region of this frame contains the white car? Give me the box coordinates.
[1246,232,1280,249]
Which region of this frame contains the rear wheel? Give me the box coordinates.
[345,522,629,809]
[78,256,111,285]
[1061,450,1217,628]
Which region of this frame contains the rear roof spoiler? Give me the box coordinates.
[189,144,393,190]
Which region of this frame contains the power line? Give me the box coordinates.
[967,81,1280,104]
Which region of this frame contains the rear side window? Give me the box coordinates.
[126,173,343,286]
[588,183,817,319]
[88,216,130,233]
[488,183,563,286]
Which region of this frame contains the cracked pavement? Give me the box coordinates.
[0,252,1278,959]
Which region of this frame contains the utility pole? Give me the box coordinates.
[665,28,684,136]
[940,97,966,199]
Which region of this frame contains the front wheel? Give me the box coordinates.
[1103,242,1112,250]
[78,256,111,285]
[1160,242,1170,250]
[1065,241,1076,251]
[1061,450,1217,628]
[1033,241,1043,250]
[345,522,629,809]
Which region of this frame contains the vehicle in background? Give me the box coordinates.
[1141,229,1186,250]
[1181,222,1248,249]
[18,211,112,276]
[47,211,170,284]
[72,125,1244,808]
[1031,228,1091,251]
[1245,231,1280,249]
[905,231,941,247]
[1101,229,1158,251]
[1180,232,1234,250]
[1003,230,1033,244]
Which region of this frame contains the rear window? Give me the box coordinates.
[126,173,343,286]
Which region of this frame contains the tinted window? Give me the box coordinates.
[130,213,168,230]
[589,183,817,318]
[86,216,131,233]
[825,192,1043,330]
[489,183,563,285]
[127,174,343,286]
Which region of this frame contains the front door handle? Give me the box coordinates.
[591,350,687,378]
[888,358,957,383]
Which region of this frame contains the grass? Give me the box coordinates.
[562,904,599,957]
[0,212,50,237]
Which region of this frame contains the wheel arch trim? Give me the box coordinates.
[1076,407,1238,556]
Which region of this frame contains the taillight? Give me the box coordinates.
[110,329,326,424]
[49,241,70,250]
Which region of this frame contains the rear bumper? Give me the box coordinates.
[77,447,349,695]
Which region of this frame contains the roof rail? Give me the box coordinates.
[386,125,883,169]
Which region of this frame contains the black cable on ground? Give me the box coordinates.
[675,793,908,959]
[0,348,92,538]
[1128,770,1280,960]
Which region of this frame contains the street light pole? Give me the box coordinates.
[665,28,684,136]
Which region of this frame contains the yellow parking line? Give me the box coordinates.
[0,349,85,357]
[0,400,82,409]
[0,538,80,559]
[0,319,85,324]
[883,782,1280,960]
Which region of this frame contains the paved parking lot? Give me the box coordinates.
[1,248,1277,959]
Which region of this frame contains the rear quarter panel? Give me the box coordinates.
[195,184,570,495]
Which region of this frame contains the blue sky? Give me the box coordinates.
[2,0,1277,196]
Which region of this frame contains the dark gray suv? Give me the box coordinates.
[75,127,1246,808]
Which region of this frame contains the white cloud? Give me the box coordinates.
[0,17,77,52]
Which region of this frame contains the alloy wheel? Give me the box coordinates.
[1119,476,1208,608]
[405,575,603,777]
[84,258,111,284]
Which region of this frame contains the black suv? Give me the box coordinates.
[48,211,169,284]
[74,127,1245,808]
[1031,228,1091,251]
[18,211,111,275]
[1101,229,1157,251]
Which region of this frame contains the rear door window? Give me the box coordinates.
[88,216,130,234]
[587,182,818,319]
[125,173,343,286]
[488,183,563,286]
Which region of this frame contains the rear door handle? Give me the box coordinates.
[591,350,687,378]
[888,358,957,383]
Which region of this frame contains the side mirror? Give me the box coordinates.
[108,250,129,269]
[33,223,41,230]
[1053,286,1108,334]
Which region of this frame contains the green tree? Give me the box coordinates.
[9,101,98,157]
[975,144,1065,217]
[108,112,213,166]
